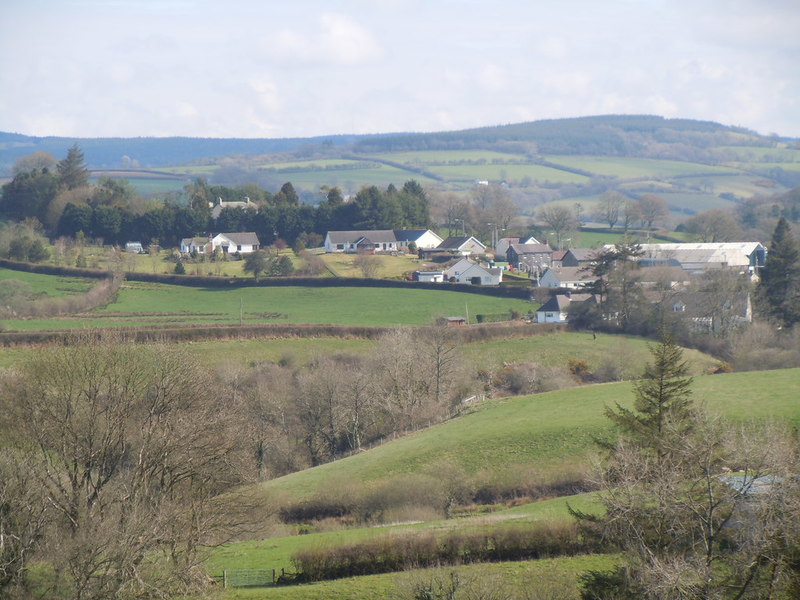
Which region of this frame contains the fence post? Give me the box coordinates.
[223,569,227,589]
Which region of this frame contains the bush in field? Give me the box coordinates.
[494,362,576,396]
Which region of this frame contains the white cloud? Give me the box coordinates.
[268,13,382,66]
[0,0,798,138]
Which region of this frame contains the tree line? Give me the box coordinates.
[0,146,432,250]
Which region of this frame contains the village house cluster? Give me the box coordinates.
[322,229,767,330]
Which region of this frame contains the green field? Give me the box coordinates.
[214,555,619,600]
[657,191,739,213]
[545,156,743,179]
[256,368,800,503]
[714,145,800,162]
[0,269,95,297]
[207,492,601,577]
[260,159,372,170]
[458,331,718,377]
[0,277,536,330]
[431,163,588,184]
[372,150,527,164]
[260,163,438,191]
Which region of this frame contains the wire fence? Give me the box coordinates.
[221,568,276,588]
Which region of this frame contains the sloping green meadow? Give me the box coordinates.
[431,163,588,184]
[544,156,743,178]
[208,493,602,578]
[0,268,95,297]
[1,279,536,330]
[217,555,619,600]
[259,369,800,502]
[221,368,799,599]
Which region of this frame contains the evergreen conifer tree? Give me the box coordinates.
[758,217,800,328]
[56,144,90,190]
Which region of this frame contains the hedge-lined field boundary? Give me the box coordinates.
[0,258,534,300]
[0,321,564,347]
[291,521,594,582]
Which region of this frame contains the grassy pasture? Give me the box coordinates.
[318,252,423,278]
[156,165,218,176]
[261,164,438,190]
[215,555,619,599]
[714,145,800,162]
[676,175,788,199]
[260,159,371,170]
[207,492,601,577]
[459,331,718,377]
[0,268,94,297]
[257,368,800,503]
[371,150,528,163]
[657,191,739,213]
[0,330,718,381]
[89,173,189,198]
[545,156,742,179]
[122,177,188,197]
[739,162,800,173]
[431,163,588,184]
[0,278,535,330]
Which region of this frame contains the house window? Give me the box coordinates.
[237,245,242,251]
[337,244,344,250]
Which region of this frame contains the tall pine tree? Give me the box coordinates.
[758,217,800,328]
[56,144,90,190]
[604,332,694,457]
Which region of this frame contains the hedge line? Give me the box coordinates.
[292,521,594,582]
[0,321,565,347]
[0,258,110,279]
[124,271,534,300]
[0,259,534,299]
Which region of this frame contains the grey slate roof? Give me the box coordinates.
[509,243,553,254]
[438,236,485,250]
[220,232,260,246]
[326,230,397,244]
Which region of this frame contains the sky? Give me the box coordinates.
[1,0,799,140]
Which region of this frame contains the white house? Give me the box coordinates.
[182,233,260,255]
[437,236,487,256]
[180,236,212,255]
[394,229,444,250]
[536,295,572,323]
[211,232,260,254]
[536,293,597,323]
[324,230,399,253]
[445,258,503,285]
[538,267,593,289]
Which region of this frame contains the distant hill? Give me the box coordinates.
[355,115,785,160]
[2,115,797,175]
[0,131,382,174]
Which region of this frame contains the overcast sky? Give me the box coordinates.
[2,0,798,140]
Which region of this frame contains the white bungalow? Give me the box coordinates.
[445,258,503,285]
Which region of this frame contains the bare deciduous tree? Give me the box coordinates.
[537,205,575,250]
[353,253,381,278]
[1,335,248,600]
